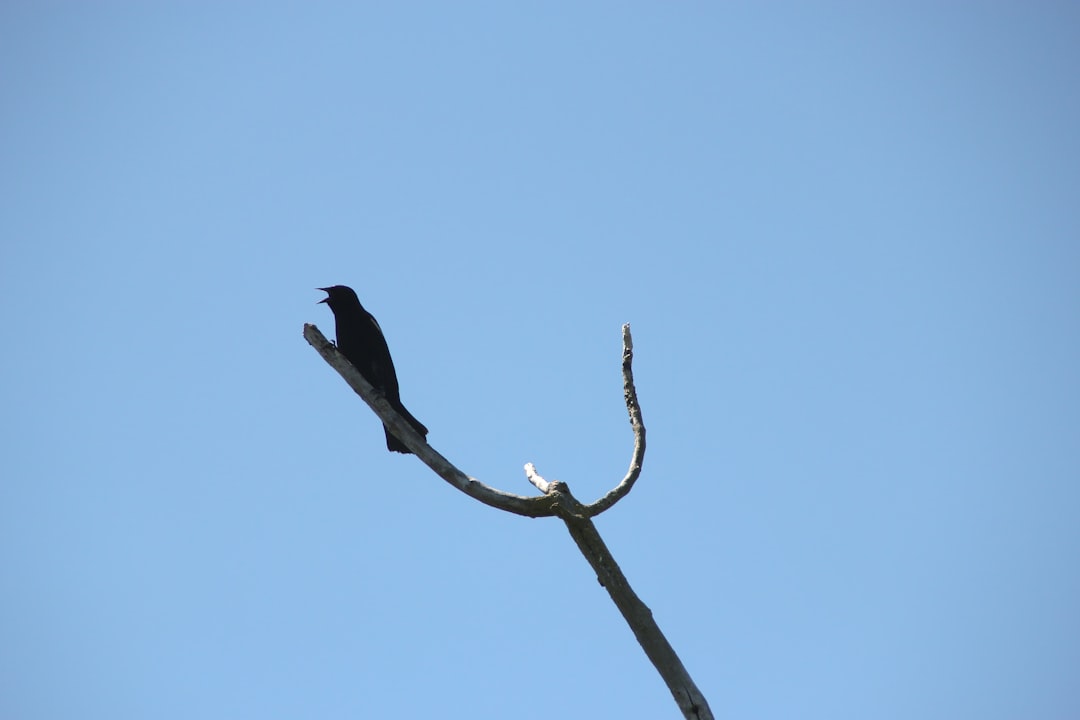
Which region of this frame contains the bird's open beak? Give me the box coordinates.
[316,287,329,304]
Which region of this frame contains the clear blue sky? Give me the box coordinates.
[2,3,1078,719]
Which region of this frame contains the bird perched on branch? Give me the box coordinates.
[318,285,429,454]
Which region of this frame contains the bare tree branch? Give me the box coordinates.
[521,468,714,720]
[304,323,555,518]
[524,462,552,493]
[585,323,647,517]
[305,321,713,719]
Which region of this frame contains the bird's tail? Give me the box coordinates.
[384,402,429,454]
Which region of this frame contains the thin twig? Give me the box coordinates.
[524,462,551,493]
[586,323,646,516]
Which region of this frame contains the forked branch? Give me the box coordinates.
[304,322,712,719]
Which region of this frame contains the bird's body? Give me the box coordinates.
[318,285,428,453]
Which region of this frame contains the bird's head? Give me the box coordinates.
[317,285,361,309]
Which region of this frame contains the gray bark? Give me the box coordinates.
[304,322,713,719]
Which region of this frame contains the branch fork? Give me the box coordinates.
[304,322,712,720]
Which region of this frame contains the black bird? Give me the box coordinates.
[318,285,428,454]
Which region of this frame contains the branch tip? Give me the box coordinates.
[583,323,647,516]
[524,463,552,493]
